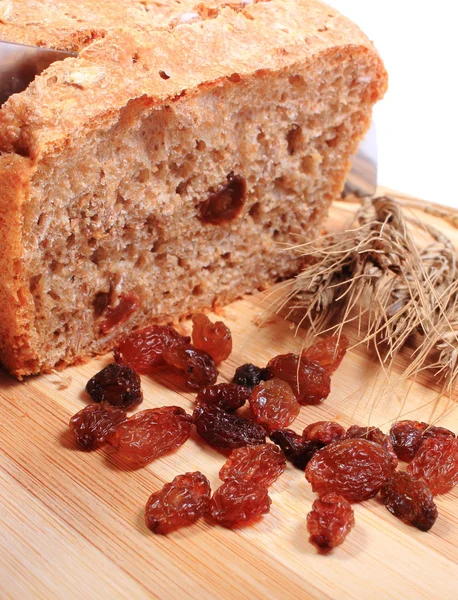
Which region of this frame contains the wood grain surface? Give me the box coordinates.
[0,192,457,600]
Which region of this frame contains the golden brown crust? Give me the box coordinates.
[0,1,387,377]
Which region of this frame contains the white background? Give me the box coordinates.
[328,0,457,207]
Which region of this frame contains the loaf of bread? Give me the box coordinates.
[0,0,387,377]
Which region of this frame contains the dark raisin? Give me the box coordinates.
[270,429,324,470]
[145,472,211,534]
[307,493,355,551]
[108,406,193,468]
[163,345,218,390]
[232,363,270,388]
[389,420,429,462]
[381,471,438,531]
[196,383,251,412]
[193,404,266,449]
[209,480,271,527]
[114,324,190,373]
[192,313,232,364]
[69,402,127,450]
[199,174,246,225]
[86,362,143,409]
[305,438,394,501]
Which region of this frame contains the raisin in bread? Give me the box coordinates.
[0,0,387,377]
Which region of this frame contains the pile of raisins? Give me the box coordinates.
[67,319,458,552]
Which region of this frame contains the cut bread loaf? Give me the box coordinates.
[0,0,387,377]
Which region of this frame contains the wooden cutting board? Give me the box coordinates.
[0,191,457,600]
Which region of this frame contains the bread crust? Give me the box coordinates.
[0,1,387,376]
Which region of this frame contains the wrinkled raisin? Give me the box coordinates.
[86,363,143,409]
[305,439,394,501]
[69,402,127,450]
[270,429,324,470]
[199,174,246,225]
[345,425,398,469]
[266,353,331,405]
[108,406,192,468]
[192,313,232,364]
[193,404,266,449]
[196,383,251,413]
[232,363,270,388]
[249,379,300,431]
[381,471,438,531]
[406,436,458,495]
[219,444,286,486]
[145,472,211,534]
[163,345,217,390]
[209,480,271,527]
[307,493,355,551]
[422,425,456,441]
[389,420,429,462]
[303,421,346,445]
[303,335,349,374]
[114,325,190,373]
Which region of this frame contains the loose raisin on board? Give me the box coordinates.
[209,480,271,527]
[266,353,331,405]
[389,420,429,462]
[85,362,143,409]
[219,444,286,486]
[345,425,398,469]
[380,471,438,531]
[303,335,349,374]
[422,425,456,441]
[163,345,218,390]
[145,472,211,534]
[305,439,394,501]
[192,313,232,364]
[249,379,300,431]
[270,429,324,470]
[114,325,190,373]
[108,406,192,468]
[194,404,266,449]
[303,421,346,446]
[406,436,458,495]
[69,402,127,450]
[307,493,355,551]
[196,383,251,413]
[232,363,270,388]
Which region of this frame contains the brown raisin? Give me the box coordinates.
[345,425,398,469]
[249,379,300,431]
[307,493,355,551]
[86,363,143,409]
[69,402,127,450]
[219,444,286,486]
[209,480,271,527]
[303,334,349,374]
[305,438,394,501]
[270,429,324,470]
[99,292,139,333]
[232,363,270,388]
[196,383,251,413]
[193,404,266,449]
[303,421,346,445]
[108,406,192,468]
[114,325,190,373]
[163,345,217,390]
[380,471,438,531]
[406,436,458,495]
[266,353,331,405]
[192,313,232,364]
[145,472,211,534]
[199,174,246,225]
[422,425,456,441]
[389,420,429,462]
